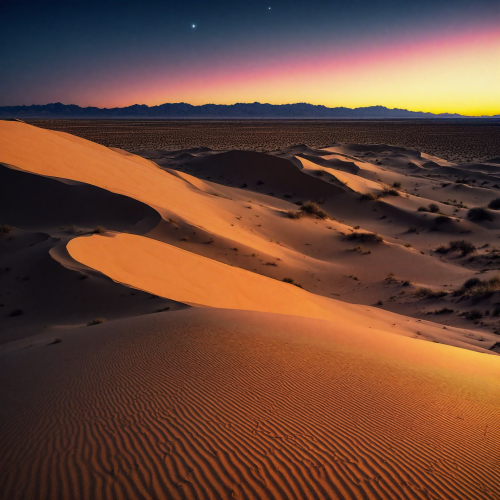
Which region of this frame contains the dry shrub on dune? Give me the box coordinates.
[381,185,400,197]
[299,201,329,220]
[360,192,379,201]
[285,210,305,220]
[413,287,448,299]
[435,240,476,256]
[454,275,500,300]
[0,224,12,234]
[487,198,500,210]
[467,207,494,222]
[347,231,383,243]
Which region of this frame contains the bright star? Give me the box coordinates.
[192,24,196,28]
[268,6,271,9]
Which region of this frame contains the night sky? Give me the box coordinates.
[1,0,499,114]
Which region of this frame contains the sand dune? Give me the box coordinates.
[2,119,500,499]
[1,309,499,500]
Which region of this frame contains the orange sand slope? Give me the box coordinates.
[68,232,495,353]
[1,309,498,500]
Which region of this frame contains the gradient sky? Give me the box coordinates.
[1,0,499,115]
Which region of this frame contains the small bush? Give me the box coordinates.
[314,170,324,177]
[417,206,428,212]
[432,307,454,314]
[488,198,500,210]
[347,231,383,243]
[448,240,476,256]
[414,287,447,299]
[467,207,494,222]
[461,309,483,320]
[0,225,12,234]
[87,317,106,326]
[407,226,419,233]
[282,277,303,288]
[454,274,500,300]
[435,244,449,254]
[382,186,400,196]
[428,203,440,213]
[265,262,277,266]
[285,210,304,219]
[94,225,105,234]
[299,201,328,219]
[360,192,379,201]
[434,215,450,225]
[392,181,402,189]
[375,300,383,306]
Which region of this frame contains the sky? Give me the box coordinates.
[1,0,499,115]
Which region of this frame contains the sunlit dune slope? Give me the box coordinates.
[0,308,498,500]
[67,232,495,353]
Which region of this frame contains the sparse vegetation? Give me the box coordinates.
[467,207,494,222]
[87,317,106,326]
[488,198,500,210]
[428,203,439,213]
[314,170,324,176]
[382,186,400,196]
[94,225,105,234]
[413,287,448,299]
[285,210,305,219]
[265,262,278,266]
[299,201,328,219]
[435,240,476,256]
[454,275,500,300]
[430,307,454,314]
[360,192,379,201]
[392,181,402,189]
[407,226,419,233]
[375,300,383,306]
[460,309,483,320]
[347,231,383,243]
[282,277,303,288]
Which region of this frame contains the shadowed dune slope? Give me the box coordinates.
[186,149,345,199]
[0,308,498,500]
[0,163,161,233]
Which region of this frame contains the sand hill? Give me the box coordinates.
[1,120,499,499]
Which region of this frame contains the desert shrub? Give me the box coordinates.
[0,225,12,234]
[87,317,106,326]
[392,181,402,189]
[347,231,383,243]
[285,210,304,219]
[299,201,328,219]
[407,226,419,233]
[414,287,447,299]
[382,186,400,196]
[402,280,412,286]
[448,240,476,256]
[461,310,483,320]
[375,300,383,306]
[467,207,494,222]
[314,170,324,177]
[488,198,500,209]
[434,215,450,225]
[454,274,500,300]
[432,307,454,314]
[435,244,450,254]
[282,277,303,288]
[417,206,428,212]
[428,203,440,213]
[94,225,105,234]
[404,243,411,248]
[360,192,379,201]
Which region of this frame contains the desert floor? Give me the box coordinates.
[1,120,499,499]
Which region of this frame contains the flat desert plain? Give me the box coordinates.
[1,120,500,499]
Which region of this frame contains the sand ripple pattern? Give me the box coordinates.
[1,309,499,500]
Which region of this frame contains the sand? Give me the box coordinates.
[1,120,500,499]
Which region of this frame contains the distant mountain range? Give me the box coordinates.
[0,102,497,119]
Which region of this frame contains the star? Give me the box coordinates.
[192,24,196,28]
[268,6,271,9]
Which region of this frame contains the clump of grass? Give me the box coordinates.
[265,262,278,266]
[285,210,305,219]
[87,317,106,326]
[460,309,483,320]
[454,274,500,300]
[392,181,402,189]
[434,215,450,225]
[428,203,439,213]
[430,307,454,314]
[205,238,214,244]
[407,226,419,233]
[94,225,105,234]
[360,192,379,201]
[404,243,411,248]
[488,198,500,210]
[314,170,324,177]
[299,201,329,219]
[414,287,448,299]
[418,206,429,212]
[0,225,12,234]
[282,277,303,288]
[375,300,383,306]
[467,207,494,222]
[436,240,476,256]
[382,186,400,196]
[347,231,383,243]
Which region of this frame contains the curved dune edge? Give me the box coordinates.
[0,309,499,500]
[67,233,496,354]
